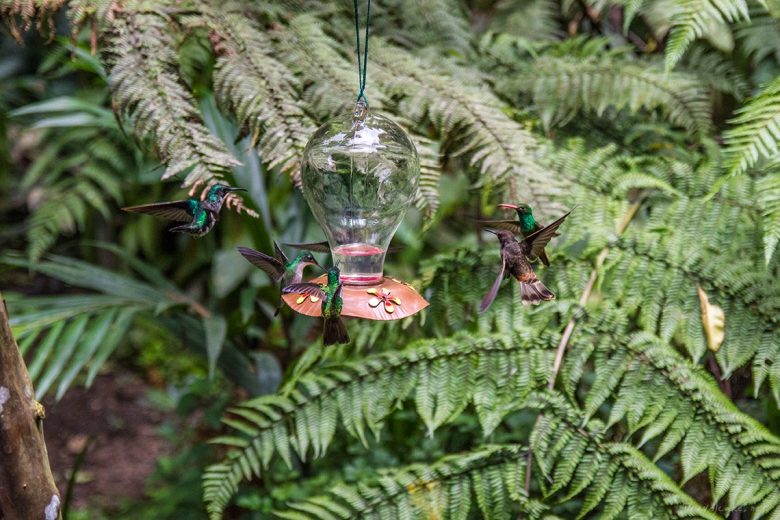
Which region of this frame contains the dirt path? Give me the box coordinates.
[42,372,173,512]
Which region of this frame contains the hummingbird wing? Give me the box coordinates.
[524,211,571,259]
[282,283,326,299]
[480,256,506,313]
[237,247,285,281]
[122,199,197,222]
[284,241,331,253]
[475,219,523,235]
[272,240,289,264]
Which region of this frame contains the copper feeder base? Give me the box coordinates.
[282,275,429,320]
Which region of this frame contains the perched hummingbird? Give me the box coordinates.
[122,184,246,237]
[477,203,556,266]
[479,210,571,311]
[283,266,349,345]
[237,242,320,315]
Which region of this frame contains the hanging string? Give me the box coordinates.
[353,0,371,104]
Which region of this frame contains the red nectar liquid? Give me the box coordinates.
[332,243,385,285]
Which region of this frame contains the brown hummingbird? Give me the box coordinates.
[479,210,571,311]
[476,203,555,266]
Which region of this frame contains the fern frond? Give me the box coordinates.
[723,77,780,176]
[103,9,240,186]
[528,393,722,519]
[204,10,314,186]
[276,445,550,520]
[280,15,386,119]
[500,55,713,134]
[10,99,130,260]
[756,165,780,263]
[735,8,780,65]
[0,0,66,41]
[394,0,472,54]
[491,0,561,41]
[682,45,750,100]
[665,0,752,71]
[408,132,442,220]
[202,332,556,519]
[1,252,210,398]
[370,41,560,208]
[570,329,780,516]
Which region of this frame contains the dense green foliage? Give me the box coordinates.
[2,0,780,518]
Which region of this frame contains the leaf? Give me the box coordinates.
[723,77,780,176]
[697,286,725,353]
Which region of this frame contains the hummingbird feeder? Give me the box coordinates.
[281,0,428,321]
[281,101,429,321]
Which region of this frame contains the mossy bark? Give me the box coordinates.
[0,291,61,520]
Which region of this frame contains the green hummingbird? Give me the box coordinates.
[122,184,246,237]
[237,242,321,315]
[477,203,556,266]
[480,210,571,311]
[283,266,349,346]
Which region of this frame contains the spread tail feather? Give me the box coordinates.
[520,280,555,305]
[323,317,349,345]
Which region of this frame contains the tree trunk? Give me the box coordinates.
[0,292,61,520]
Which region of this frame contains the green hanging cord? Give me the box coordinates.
[353,0,371,105]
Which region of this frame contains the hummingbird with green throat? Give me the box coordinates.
[283,266,348,345]
[123,184,246,237]
[477,203,556,266]
[480,210,571,311]
[237,242,321,315]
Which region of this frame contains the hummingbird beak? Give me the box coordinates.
[497,203,518,210]
[312,257,322,268]
[227,187,247,192]
[484,228,498,235]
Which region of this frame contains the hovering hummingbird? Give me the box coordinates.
[479,211,571,311]
[122,184,246,237]
[283,266,349,345]
[477,203,556,266]
[237,242,320,315]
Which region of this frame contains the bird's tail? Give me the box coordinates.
[323,317,349,346]
[169,223,199,236]
[169,223,190,233]
[520,280,555,305]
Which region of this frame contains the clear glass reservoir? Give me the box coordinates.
[301,102,419,285]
